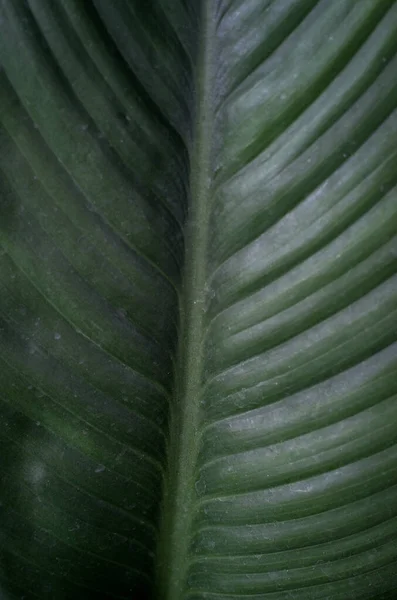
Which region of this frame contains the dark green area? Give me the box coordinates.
[0,1,396,599]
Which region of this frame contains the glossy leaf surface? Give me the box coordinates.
[0,1,396,599]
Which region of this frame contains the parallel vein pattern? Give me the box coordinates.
[1,1,397,599]
[186,1,397,598]
[0,1,196,598]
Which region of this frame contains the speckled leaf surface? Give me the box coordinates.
[0,1,396,599]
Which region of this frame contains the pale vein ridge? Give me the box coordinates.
[156,2,216,598]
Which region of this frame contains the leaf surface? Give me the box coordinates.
[0,1,397,599]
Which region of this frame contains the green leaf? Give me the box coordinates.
[1,1,397,599]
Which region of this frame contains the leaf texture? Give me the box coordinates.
[178,1,397,598]
[0,0,196,598]
[1,1,397,600]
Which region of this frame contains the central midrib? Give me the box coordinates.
[155,3,216,599]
